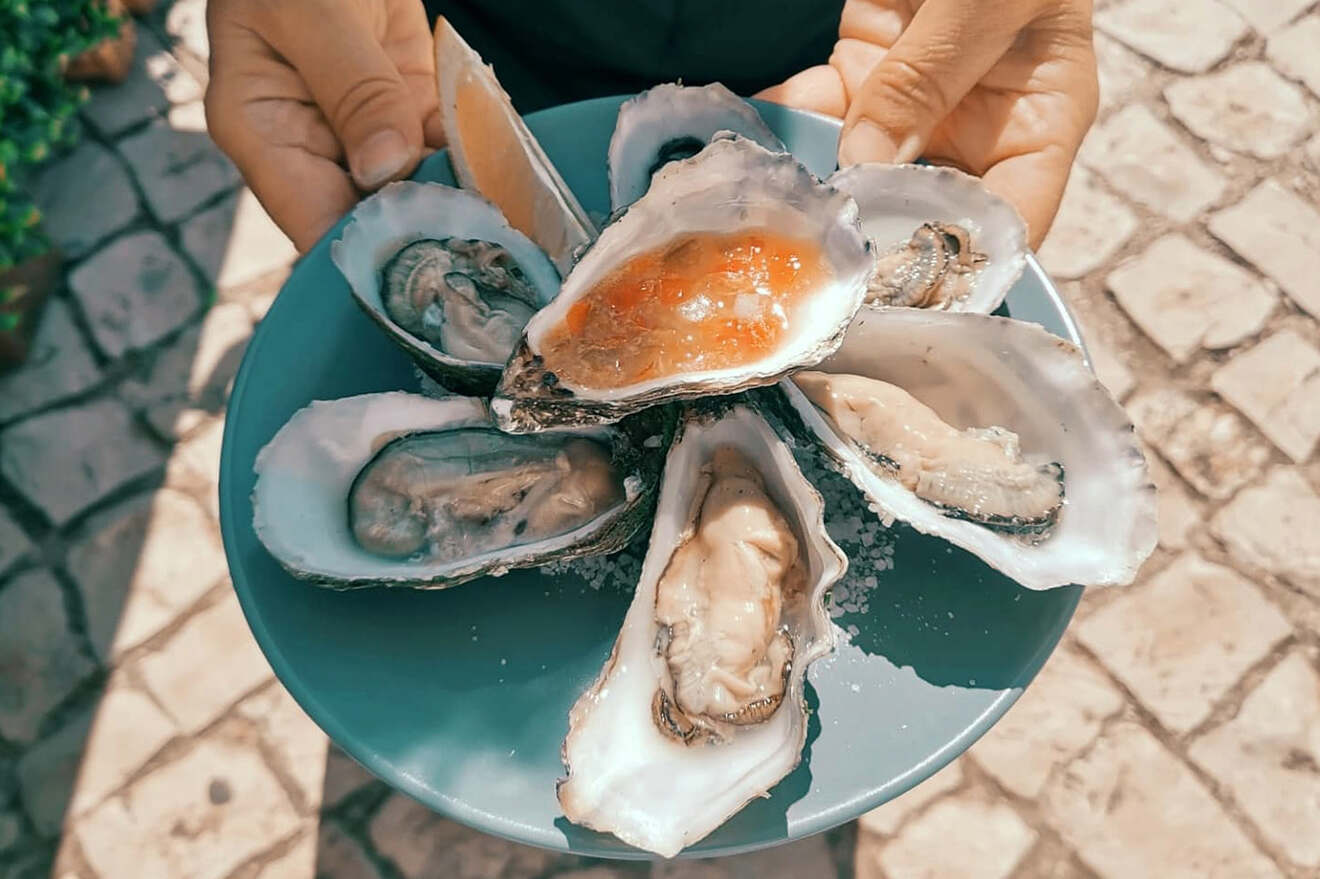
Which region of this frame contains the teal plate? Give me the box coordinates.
[219,96,1084,859]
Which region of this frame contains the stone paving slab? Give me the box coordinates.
[1045,720,1282,878]
[1209,467,1320,594]
[872,793,1036,879]
[1077,552,1291,734]
[1105,233,1276,363]
[1079,105,1226,223]
[136,591,275,733]
[0,300,103,425]
[968,644,1124,799]
[29,143,139,260]
[1095,0,1248,73]
[118,121,241,224]
[1218,0,1313,33]
[180,189,298,292]
[1267,16,1320,97]
[16,702,94,837]
[0,568,96,743]
[66,488,226,660]
[0,507,33,578]
[1209,180,1320,320]
[1210,330,1320,463]
[1189,650,1320,869]
[1164,62,1312,160]
[74,736,302,879]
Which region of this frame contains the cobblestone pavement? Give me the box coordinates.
[2,1,1318,877]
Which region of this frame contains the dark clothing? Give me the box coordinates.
[424,1,844,111]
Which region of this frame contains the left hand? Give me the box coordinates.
[756,0,1099,248]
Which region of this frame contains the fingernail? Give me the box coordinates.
[838,120,897,166]
[352,129,412,188]
[838,121,923,166]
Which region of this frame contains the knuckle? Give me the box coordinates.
[873,57,955,119]
[328,74,406,134]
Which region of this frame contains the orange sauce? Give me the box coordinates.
[539,229,830,389]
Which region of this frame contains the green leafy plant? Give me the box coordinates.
[0,0,121,271]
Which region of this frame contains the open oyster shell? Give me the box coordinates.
[331,182,561,396]
[491,135,873,433]
[608,82,786,211]
[558,403,845,857]
[830,164,1027,313]
[780,309,1157,590]
[434,17,596,273]
[252,392,659,590]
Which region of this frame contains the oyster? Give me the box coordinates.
[608,82,786,211]
[331,182,560,396]
[830,164,1026,313]
[781,309,1157,590]
[492,135,873,433]
[252,392,658,589]
[434,17,596,273]
[795,372,1064,537]
[559,404,845,856]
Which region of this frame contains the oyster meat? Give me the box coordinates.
[781,309,1157,590]
[492,134,873,433]
[652,445,802,743]
[559,404,845,857]
[332,183,561,396]
[830,164,1026,313]
[871,222,987,309]
[349,430,623,561]
[795,371,1063,537]
[381,238,539,364]
[252,392,657,589]
[608,82,786,211]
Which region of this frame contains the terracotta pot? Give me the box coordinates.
[65,0,137,85]
[0,249,62,373]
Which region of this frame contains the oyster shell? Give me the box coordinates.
[434,17,596,273]
[781,309,1157,590]
[830,164,1026,313]
[608,82,785,211]
[558,404,845,857]
[252,392,659,589]
[331,182,561,396]
[491,135,873,433]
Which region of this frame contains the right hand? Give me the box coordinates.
[205,0,446,252]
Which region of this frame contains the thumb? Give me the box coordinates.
[264,3,423,190]
[837,0,1016,166]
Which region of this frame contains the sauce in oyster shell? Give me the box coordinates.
[539,229,830,389]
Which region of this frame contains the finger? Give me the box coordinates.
[205,20,360,253]
[981,144,1072,249]
[838,0,1025,166]
[382,0,447,149]
[754,66,848,119]
[208,87,359,251]
[261,2,423,190]
[838,0,910,48]
[829,38,888,103]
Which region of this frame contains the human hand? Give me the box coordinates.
[758,0,1098,248]
[205,0,446,252]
